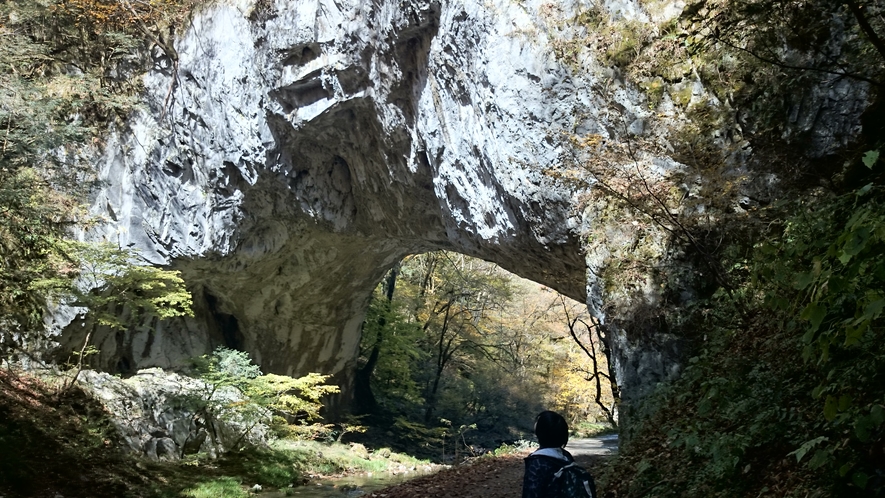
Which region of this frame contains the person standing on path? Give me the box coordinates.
[522,411,575,498]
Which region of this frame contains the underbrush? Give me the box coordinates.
[488,439,536,457]
[130,435,433,497]
[180,478,249,498]
[599,322,829,497]
[0,369,434,498]
[600,185,885,497]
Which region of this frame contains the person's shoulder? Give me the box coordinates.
[526,447,570,462]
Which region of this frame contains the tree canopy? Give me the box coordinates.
[356,251,616,451]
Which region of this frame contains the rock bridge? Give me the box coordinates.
[55,0,860,418]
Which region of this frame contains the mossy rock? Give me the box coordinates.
[349,443,370,459]
[669,81,694,107]
[640,77,667,109]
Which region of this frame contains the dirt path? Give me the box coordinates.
[366,436,617,498]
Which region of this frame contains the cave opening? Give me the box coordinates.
[204,289,245,352]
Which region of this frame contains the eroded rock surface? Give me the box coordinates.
[59,0,591,388]
[79,369,267,460]
[53,0,867,418]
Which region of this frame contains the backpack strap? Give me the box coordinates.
[552,462,576,478]
[552,462,596,498]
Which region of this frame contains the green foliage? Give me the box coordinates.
[335,415,369,442]
[274,420,336,442]
[247,373,340,422]
[185,347,340,449]
[489,439,535,457]
[191,347,262,390]
[62,241,193,329]
[181,477,249,498]
[214,447,305,489]
[570,421,616,438]
[391,416,446,448]
[602,185,885,497]
[361,293,427,410]
[358,252,614,453]
[863,150,880,169]
[1,0,132,334]
[753,186,885,490]
[0,165,82,333]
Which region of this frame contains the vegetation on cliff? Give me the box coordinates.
[0,0,200,362]
[549,0,885,495]
[600,184,885,497]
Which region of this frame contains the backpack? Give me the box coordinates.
[551,462,597,498]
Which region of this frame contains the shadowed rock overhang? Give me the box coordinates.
[56,0,589,387]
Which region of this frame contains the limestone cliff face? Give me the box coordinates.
[58,0,591,385]
[54,0,867,413]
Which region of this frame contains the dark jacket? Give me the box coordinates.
[522,447,574,498]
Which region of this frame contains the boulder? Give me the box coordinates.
[78,368,268,459]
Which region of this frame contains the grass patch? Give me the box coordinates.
[216,448,305,488]
[269,440,429,475]
[490,440,536,457]
[571,422,618,438]
[180,478,249,498]
[146,439,434,496]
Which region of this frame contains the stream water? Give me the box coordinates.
[258,467,439,498]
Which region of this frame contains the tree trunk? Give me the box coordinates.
[353,266,399,414]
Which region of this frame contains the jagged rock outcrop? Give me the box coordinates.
[52,0,868,419]
[59,0,592,386]
[79,368,267,460]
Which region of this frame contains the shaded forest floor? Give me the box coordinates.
[0,368,617,498]
[367,453,609,498]
[0,370,154,498]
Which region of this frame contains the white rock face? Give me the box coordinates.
[65,0,589,387]
[56,0,866,413]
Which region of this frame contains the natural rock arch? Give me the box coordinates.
[55,0,594,394]
[56,0,862,418]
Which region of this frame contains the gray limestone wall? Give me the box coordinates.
[49,0,868,421]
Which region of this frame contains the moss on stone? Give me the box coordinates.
[668,82,694,107]
[602,21,651,68]
[640,77,667,109]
